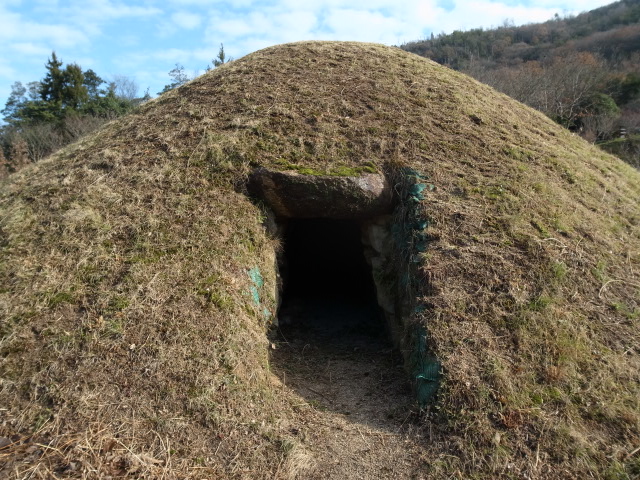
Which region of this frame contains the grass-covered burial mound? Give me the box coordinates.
[1,42,639,479]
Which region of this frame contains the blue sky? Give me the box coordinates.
[0,0,615,105]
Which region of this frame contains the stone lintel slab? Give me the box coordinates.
[247,168,394,219]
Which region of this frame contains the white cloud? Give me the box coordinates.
[27,24,90,48]
[117,46,219,69]
[166,0,241,5]
[148,48,195,62]
[274,10,319,36]
[0,0,618,104]
[212,16,259,38]
[433,1,559,32]
[0,59,17,80]
[203,8,321,60]
[172,11,203,29]
[0,7,23,40]
[322,8,425,43]
[9,42,52,57]
[0,13,89,50]
[199,0,604,55]
[69,0,162,21]
[196,0,620,70]
[61,0,162,39]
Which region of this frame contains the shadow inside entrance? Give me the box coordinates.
[270,219,415,431]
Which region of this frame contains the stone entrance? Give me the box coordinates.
[246,167,417,419]
[247,168,394,219]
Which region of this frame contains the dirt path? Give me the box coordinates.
[270,297,432,479]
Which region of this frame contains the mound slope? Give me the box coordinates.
[1,41,639,479]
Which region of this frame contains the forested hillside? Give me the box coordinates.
[0,54,147,178]
[0,47,230,178]
[402,0,640,167]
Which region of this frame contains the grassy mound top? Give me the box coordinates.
[1,41,639,478]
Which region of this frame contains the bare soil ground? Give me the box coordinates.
[271,296,431,479]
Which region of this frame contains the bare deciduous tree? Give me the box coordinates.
[467,52,607,130]
[111,75,139,101]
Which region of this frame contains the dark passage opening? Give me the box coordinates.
[272,218,413,428]
[278,218,383,339]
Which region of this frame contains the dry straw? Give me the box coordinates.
[1,41,639,479]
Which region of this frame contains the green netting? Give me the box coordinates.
[415,304,428,314]
[248,267,264,287]
[249,267,264,305]
[248,267,264,305]
[249,286,260,305]
[403,167,428,181]
[415,219,429,230]
[392,168,442,405]
[408,183,427,200]
[400,170,432,258]
[414,234,428,254]
[247,268,271,320]
[410,326,442,407]
[404,168,435,206]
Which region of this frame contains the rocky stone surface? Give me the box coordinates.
[361,215,402,348]
[247,168,394,219]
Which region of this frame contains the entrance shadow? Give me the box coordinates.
[270,217,418,433]
[270,293,416,433]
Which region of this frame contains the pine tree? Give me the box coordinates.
[158,64,190,94]
[1,53,140,171]
[83,69,105,99]
[34,54,89,117]
[213,44,228,67]
[62,64,88,110]
[40,52,64,106]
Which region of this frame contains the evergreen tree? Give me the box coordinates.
[81,85,134,118]
[213,43,228,67]
[158,64,190,94]
[62,64,88,110]
[40,52,64,107]
[83,69,105,99]
[205,44,232,72]
[1,53,141,170]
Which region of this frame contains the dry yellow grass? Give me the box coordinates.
[1,41,639,478]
